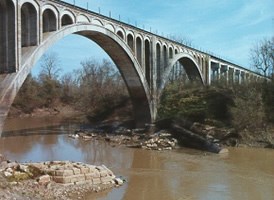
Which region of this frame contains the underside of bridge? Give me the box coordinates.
[0,24,154,136]
[76,30,152,127]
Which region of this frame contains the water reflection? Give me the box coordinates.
[1,118,274,200]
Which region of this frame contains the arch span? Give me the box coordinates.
[0,0,16,73]
[159,52,205,93]
[42,8,57,32]
[0,24,152,132]
[21,2,38,47]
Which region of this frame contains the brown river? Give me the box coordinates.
[1,117,274,200]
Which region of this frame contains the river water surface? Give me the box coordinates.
[1,117,274,200]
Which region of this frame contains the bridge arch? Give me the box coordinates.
[2,24,152,128]
[77,14,90,23]
[105,23,115,32]
[92,18,103,26]
[42,8,57,33]
[0,0,16,73]
[159,52,205,94]
[144,39,151,86]
[61,10,75,26]
[136,36,143,65]
[174,48,178,54]
[116,27,125,40]
[117,30,124,40]
[163,45,168,69]
[127,33,134,52]
[169,47,173,59]
[156,42,161,86]
[21,2,38,47]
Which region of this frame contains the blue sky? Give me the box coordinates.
[33,0,273,75]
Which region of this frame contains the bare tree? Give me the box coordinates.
[250,37,274,77]
[169,35,193,47]
[40,52,61,80]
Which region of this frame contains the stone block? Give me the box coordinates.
[55,169,74,176]
[72,167,81,175]
[96,166,104,172]
[85,173,94,181]
[101,176,113,183]
[94,171,101,178]
[52,176,71,184]
[100,170,108,177]
[86,171,100,178]
[88,166,97,173]
[80,167,90,174]
[37,175,51,185]
[92,178,101,185]
[75,181,86,185]
[70,174,85,183]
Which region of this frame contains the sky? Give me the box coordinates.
[33,0,274,75]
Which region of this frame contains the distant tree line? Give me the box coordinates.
[12,54,130,121]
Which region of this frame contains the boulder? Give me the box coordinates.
[4,171,13,177]
[114,178,123,186]
[37,175,51,185]
[0,154,6,163]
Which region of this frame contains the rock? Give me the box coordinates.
[0,161,8,172]
[6,167,13,173]
[19,164,29,173]
[68,134,79,139]
[218,148,229,154]
[7,162,19,169]
[114,178,123,186]
[10,181,18,186]
[37,175,51,185]
[13,171,29,180]
[4,171,12,177]
[0,154,6,163]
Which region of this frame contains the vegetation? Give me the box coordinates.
[158,83,232,124]
[159,36,273,145]
[12,36,273,145]
[250,37,274,77]
[12,54,130,121]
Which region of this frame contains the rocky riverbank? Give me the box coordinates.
[0,155,124,200]
[68,127,179,152]
[66,117,273,153]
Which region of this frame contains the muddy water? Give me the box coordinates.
[1,118,274,200]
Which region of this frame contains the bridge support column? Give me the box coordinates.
[0,81,18,136]
[220,65,228,84]
[241,71,246,83]
[217,63,221,81]
[0,107,9,136]
[207,59,211,85]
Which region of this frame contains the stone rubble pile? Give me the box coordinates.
[142,132,178,151]
[0,159,123,187]
[68,128,179,151]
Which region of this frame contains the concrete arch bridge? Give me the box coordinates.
[0,0,266,135]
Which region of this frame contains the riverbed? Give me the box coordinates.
[1,117,274,200]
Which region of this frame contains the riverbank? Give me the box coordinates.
[5,106,274,151]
